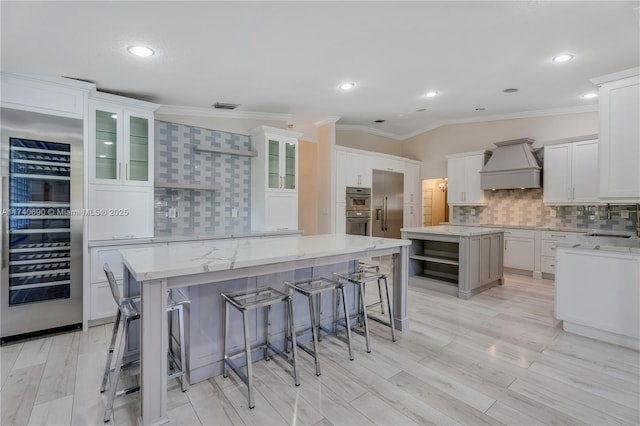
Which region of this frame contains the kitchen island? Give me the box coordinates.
[401,226,504,299]
[119,234,410,426]
[555,239,640,350]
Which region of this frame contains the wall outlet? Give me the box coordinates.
[231,208,238,218]
[167,207,177,218]
[589,214,596,220]
[549,209,556,217]
[621,210,630,219]
[470,208,476,216]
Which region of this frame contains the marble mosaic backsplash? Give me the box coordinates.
[154,121,251,236]
[452,188,638,232]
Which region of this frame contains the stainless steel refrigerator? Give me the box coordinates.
[1,108,83,343]
[372,170,404,239]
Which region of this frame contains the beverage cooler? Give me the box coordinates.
[1,108,83,343]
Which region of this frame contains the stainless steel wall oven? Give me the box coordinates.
[345,187,371,236]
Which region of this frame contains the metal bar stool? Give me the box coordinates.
[284,277,354,376]
[334,268,396,353]
[359,261,385,314]
[100,264,189,422]
[221,287,299,409]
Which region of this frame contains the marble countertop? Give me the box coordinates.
[88,229,303,247]
[120,234,411,281]
[556,237,640,255]
[401,225,505,237]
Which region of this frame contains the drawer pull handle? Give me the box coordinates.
[550,234,566,238]
[550,264,555,267]
[551,247,555,251]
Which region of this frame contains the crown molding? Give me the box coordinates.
[399,104,599,141]
[335,124,404,141]
[156,104,292,121]
[314,116,341,127]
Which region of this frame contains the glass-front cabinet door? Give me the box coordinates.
[91,105,121,183]
[284,141,296,190]
[125,112,152,184]
[268,139,280,189]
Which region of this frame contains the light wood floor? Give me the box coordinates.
[2,273,639,425]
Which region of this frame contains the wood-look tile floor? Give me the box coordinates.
[2,273,639,425]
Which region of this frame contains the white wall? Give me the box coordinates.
[402,112,598,179]
[336,129,405,157]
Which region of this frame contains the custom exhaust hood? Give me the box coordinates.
[479,138,541,190]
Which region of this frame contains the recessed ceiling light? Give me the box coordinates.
[552,54,574,63]
[416,108,427,112]
[503,88,519,93]
[374,119,386,123]
[128,45,154,57]
[104,141,113,145]
[582,92,598,99]
[425,91,439,98]
[339,82,355,90]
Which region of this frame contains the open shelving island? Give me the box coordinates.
[401,225,504,299]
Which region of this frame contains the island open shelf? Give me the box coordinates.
[402,226,504,299]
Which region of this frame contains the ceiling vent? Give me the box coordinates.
[479,138,541,190]
[213,102,240,110]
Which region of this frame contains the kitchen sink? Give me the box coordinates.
[585,232,632,238]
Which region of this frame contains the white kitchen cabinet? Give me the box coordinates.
[403,203,421,228]
[404,163,421,204]
[87,185,154,240]
[87,242,163,323]
[446,151,490,206]
[371,156,405,174]
[539,230,583,276]
[1,73,93,119]
[543,140,598,205]
[503,228,535,271]
[591,69,640,203]
[336,150,372,201]
[556,247,640,350]
[335,202,346,234]
[251,126,302,230]
[88,94,157,186]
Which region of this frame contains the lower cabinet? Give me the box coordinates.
[503,229,536,271]
[88,184,154,240]
[540,231,581,276]
[556,247,640,350]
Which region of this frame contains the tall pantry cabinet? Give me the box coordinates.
[87,92,159,240]
[591,68,640,203]
[250,126,302,231]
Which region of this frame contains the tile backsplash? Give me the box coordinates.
[154,121,251,236]
[453,188,638,232]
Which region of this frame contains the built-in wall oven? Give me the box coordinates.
[345,187,371,236]
[1,108,83,343]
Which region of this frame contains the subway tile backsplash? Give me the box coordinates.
[154,121,251,236]
[452,188,638,232]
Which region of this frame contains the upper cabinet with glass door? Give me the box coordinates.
[88,93,158,186]
[251,126,300,193]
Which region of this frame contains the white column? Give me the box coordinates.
[140,278,169,426]
[393,246,410,331]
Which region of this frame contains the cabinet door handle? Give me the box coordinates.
[505,240,508,250]
[118,162,122,180]
[125,163,128,180]
[572,187,575,200]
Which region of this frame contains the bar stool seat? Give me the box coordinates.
[335,267,396,353]
[284,277,354,377]
[100,264,189,423]
[221,287,299,409]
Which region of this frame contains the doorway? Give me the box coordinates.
[421,178,448,226]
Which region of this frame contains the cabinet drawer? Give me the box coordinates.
[541,256,556,274]
[540,231,582,240]
[542,240,559,257]
[502,228,536,239]
[90,281,121,320]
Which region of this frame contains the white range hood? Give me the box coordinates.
[479,138,541,190]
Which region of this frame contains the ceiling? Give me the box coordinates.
[2,1,639,141]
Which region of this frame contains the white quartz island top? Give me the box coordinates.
[401,225,504,237]
[120,234,411,281]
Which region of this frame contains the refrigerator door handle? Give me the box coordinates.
[383,196,389,231]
